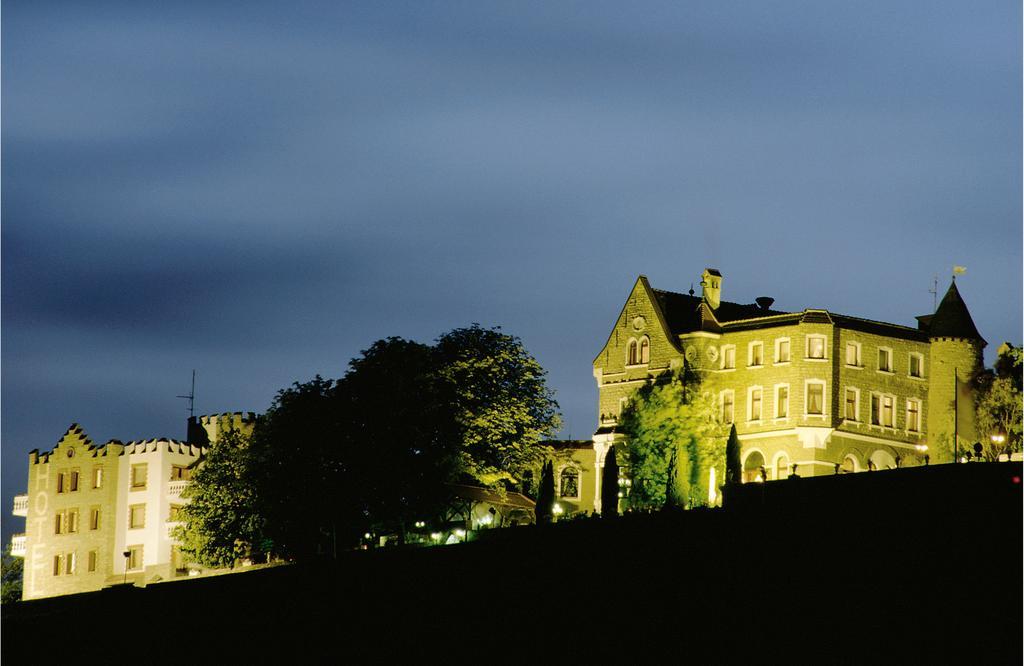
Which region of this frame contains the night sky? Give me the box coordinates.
[3,1,1020,540]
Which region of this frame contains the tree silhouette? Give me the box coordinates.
[536,461,555,524]
[601,445,619,518]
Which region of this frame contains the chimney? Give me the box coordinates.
[755,296,774,311]
[701,268,722,309]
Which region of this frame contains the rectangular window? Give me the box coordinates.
[909,354,923,378]
[750,388,762,421]
[776,386,788,418]
[845,343,861,366]
[907,399,921,432]
[749,342,763,367]
[806,383,824,415]
[871,394,881,425]
[89,507,101,531]
[55,512,64,535]
[721,392,734,423]
[131,464,148,489]
[53,555,62,576]
[878,348,892,372]
[129,504,146,530]
[92,467,103,489]
[127,545,143,571]
[65,552,76,575]
[776,339,791,363]
[845,389,858,421]
[882,395,894,427]
[69,470,80,492]
[88,550,97,573]
[57,472,66,494]
[170,465,191,481]
[67,508,79,534]
[807,336,826,359]
[168,504,183,522]
[722,346,735,370]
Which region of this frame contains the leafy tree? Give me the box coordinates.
[601,445,619,518]
[536,461,555,524]
[176,427,262,568]
[619,370,719,509]
[725,423,741,485]
[974,345,1023,461]
[435,325,561,486]
[1,544,22,604]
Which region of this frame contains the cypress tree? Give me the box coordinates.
[725,423,741,485]
[600,445,619,518]
[664,443,680,509]
[535,461,555,524]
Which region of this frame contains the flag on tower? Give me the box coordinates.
[953,265,967,276]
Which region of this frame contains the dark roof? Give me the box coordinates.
[651,288,788,337]
[447,485,536,510]
[927,281,984,342]
[542,439,593,450]
[831,314,928,342]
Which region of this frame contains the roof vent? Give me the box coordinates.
[755,296,774,311]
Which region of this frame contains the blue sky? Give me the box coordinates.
[3,1,1020,539]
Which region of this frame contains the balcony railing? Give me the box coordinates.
[167,481,189,497]
[12,494,28,517]
[11,533,26,557]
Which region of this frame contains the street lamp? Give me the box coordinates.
[122,550,131,586]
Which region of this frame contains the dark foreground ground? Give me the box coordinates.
[4,463,1021,664]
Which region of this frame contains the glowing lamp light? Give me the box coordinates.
[479,514,493,526]
[1012,476,1020,485]
[915,444,928,453]
[551,503,564,516]
[363,532,371,540]
[453,528,465,537]
[414,520,426,528]
[430,532,442,541]
[991,434,1006,445]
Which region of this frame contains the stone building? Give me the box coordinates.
[567,268,985,515]
[10,413,255,600]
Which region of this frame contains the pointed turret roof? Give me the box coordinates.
[928,280,984,343]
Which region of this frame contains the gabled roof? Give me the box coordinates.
[927,281,984,343]
[447,484,535,510]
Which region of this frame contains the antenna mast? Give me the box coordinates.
[176,370,196,419]
[929,275,938,313]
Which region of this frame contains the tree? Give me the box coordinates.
[601,446,619,518]
[619,369,719,509]
[536,461,555,524]
[2,544,22,604]
[725,423,741,485]
[974,345,1023,461]
[176,427,262,568]
[435,325,561,487]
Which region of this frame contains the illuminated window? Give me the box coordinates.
[168,504,183,522]
[170,465,191,481]
[841,455,858,473]
[871,393,894,427]
[721,346,736,370]
[878,348,892,372]
[845,342,861,367]
[870,394,881,425]
[88,550,97,573]
[65,552,76,575]
[131,463,147,489]
[806,381,825,415]
[845,388,859,421]
[909,353,924,378]
[89,507,101,531]
[748,387,762,421]
[806,335,826,359]
[775,385,789,419]
[639,337,650,364]
[721,391,735,423]
[906,399,921,432]
[69,470,80,492]
[92,467,103,489]
[775,338,791,364]
[67,508,79,534]
[126,545,143,571]
[559,467,579,499]
[57,472,66,494]
[55,513,64,535]
[882,395,894,427]
[129,504,146,530]
[53,555,62,576]
[749,342,763,367]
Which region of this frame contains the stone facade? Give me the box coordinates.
[587,269,985,513]
[11,413,255,600]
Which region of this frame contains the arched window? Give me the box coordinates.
[775,454,789,480]
[639,337,650,364]
[841,455,858,473]
[627,339,639,365]
[742,451,766,484]
[559,467,579,498]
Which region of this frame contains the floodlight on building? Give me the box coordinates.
[479,513,493,526]
[552,503,564,516]
[915,444,928,453]
[430,532,442,541]
[414,521,426,528]
[991,434,1006,445]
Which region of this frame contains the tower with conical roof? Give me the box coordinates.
[924,280,986,463]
